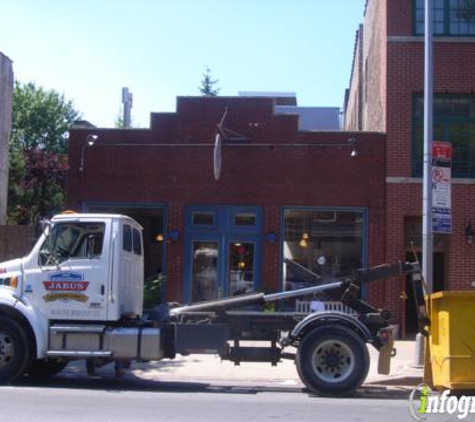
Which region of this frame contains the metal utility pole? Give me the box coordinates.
[422,0,434,294]
[415,1,434,367]
[122,87,133,128]
[0,53,13,225]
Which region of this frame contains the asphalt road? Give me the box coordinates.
[0,375,419,422]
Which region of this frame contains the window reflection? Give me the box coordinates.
[192,241,219,302]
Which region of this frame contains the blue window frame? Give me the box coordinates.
[184,206,262,302]
[191,210,217,228]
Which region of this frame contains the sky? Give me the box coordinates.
[0,0,366,128]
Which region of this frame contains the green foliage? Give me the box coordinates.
[11,82,80,155]
[114,112,135,129]
[143,273,166,309]
[263,302,276,313]
[8,149,68,225]
[114,114,126,129]
[199,66,220,97]
[8,82,80,224]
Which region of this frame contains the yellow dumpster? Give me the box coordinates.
[426,291,475,390]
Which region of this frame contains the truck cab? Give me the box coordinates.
[0,214,147,380]
[20,213,144,322]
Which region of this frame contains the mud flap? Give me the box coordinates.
[377,328,394,375]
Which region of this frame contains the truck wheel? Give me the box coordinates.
[0,316,31,383]
[27,359,68,378]
[296,325,369,396]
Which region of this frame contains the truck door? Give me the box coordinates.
[23,219,111,321]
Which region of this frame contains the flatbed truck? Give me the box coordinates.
[0,213,424,396]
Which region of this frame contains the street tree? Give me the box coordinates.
[199,66,220,96]
[8,149,69,225]
[11,82,79,154]
[8,82,80,224]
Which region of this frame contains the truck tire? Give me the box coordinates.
[0,316,31,383]
[295,324,369,396]
[27,359,68,379]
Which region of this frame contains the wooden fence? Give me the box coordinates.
[0,225,35,262]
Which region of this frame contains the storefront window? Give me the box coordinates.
[228,242,255,295]
[283,209,365,291]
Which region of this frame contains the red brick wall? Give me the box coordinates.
[0,225,36,262]
[385,42,475,322]
[362,0,387,131]
[387,0,414,36]
[345,0,387,132]
[387,41,475,177]
[344,27,363,131]
[68,97,387,302]
[384,182,475,323]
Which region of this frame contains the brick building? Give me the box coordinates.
[67,96,387,311]
[344,0,475,335]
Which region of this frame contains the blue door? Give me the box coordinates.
[184,207,262,303]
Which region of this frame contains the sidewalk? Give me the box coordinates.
[129,340,423,389]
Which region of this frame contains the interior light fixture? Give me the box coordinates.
[299,232,309,248]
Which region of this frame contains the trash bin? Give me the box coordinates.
[427,291,475,390]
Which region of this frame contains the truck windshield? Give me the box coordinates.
[39,222,105,266]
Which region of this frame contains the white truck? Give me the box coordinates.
[0,213,424,396]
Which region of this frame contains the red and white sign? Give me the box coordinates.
[43,281,89,292]
[433,141,452,160]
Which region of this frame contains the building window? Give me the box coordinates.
[415,0,475,36]
[234,213,257,227]
[283,209,365,291]
[412,95,475,177]
[192,212,215,227]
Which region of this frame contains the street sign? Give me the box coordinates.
[432,141,452,233]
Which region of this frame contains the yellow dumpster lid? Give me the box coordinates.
[429,291,475,299]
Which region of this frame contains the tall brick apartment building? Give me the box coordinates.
[345,0,475,334]
[67,96,387,314]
